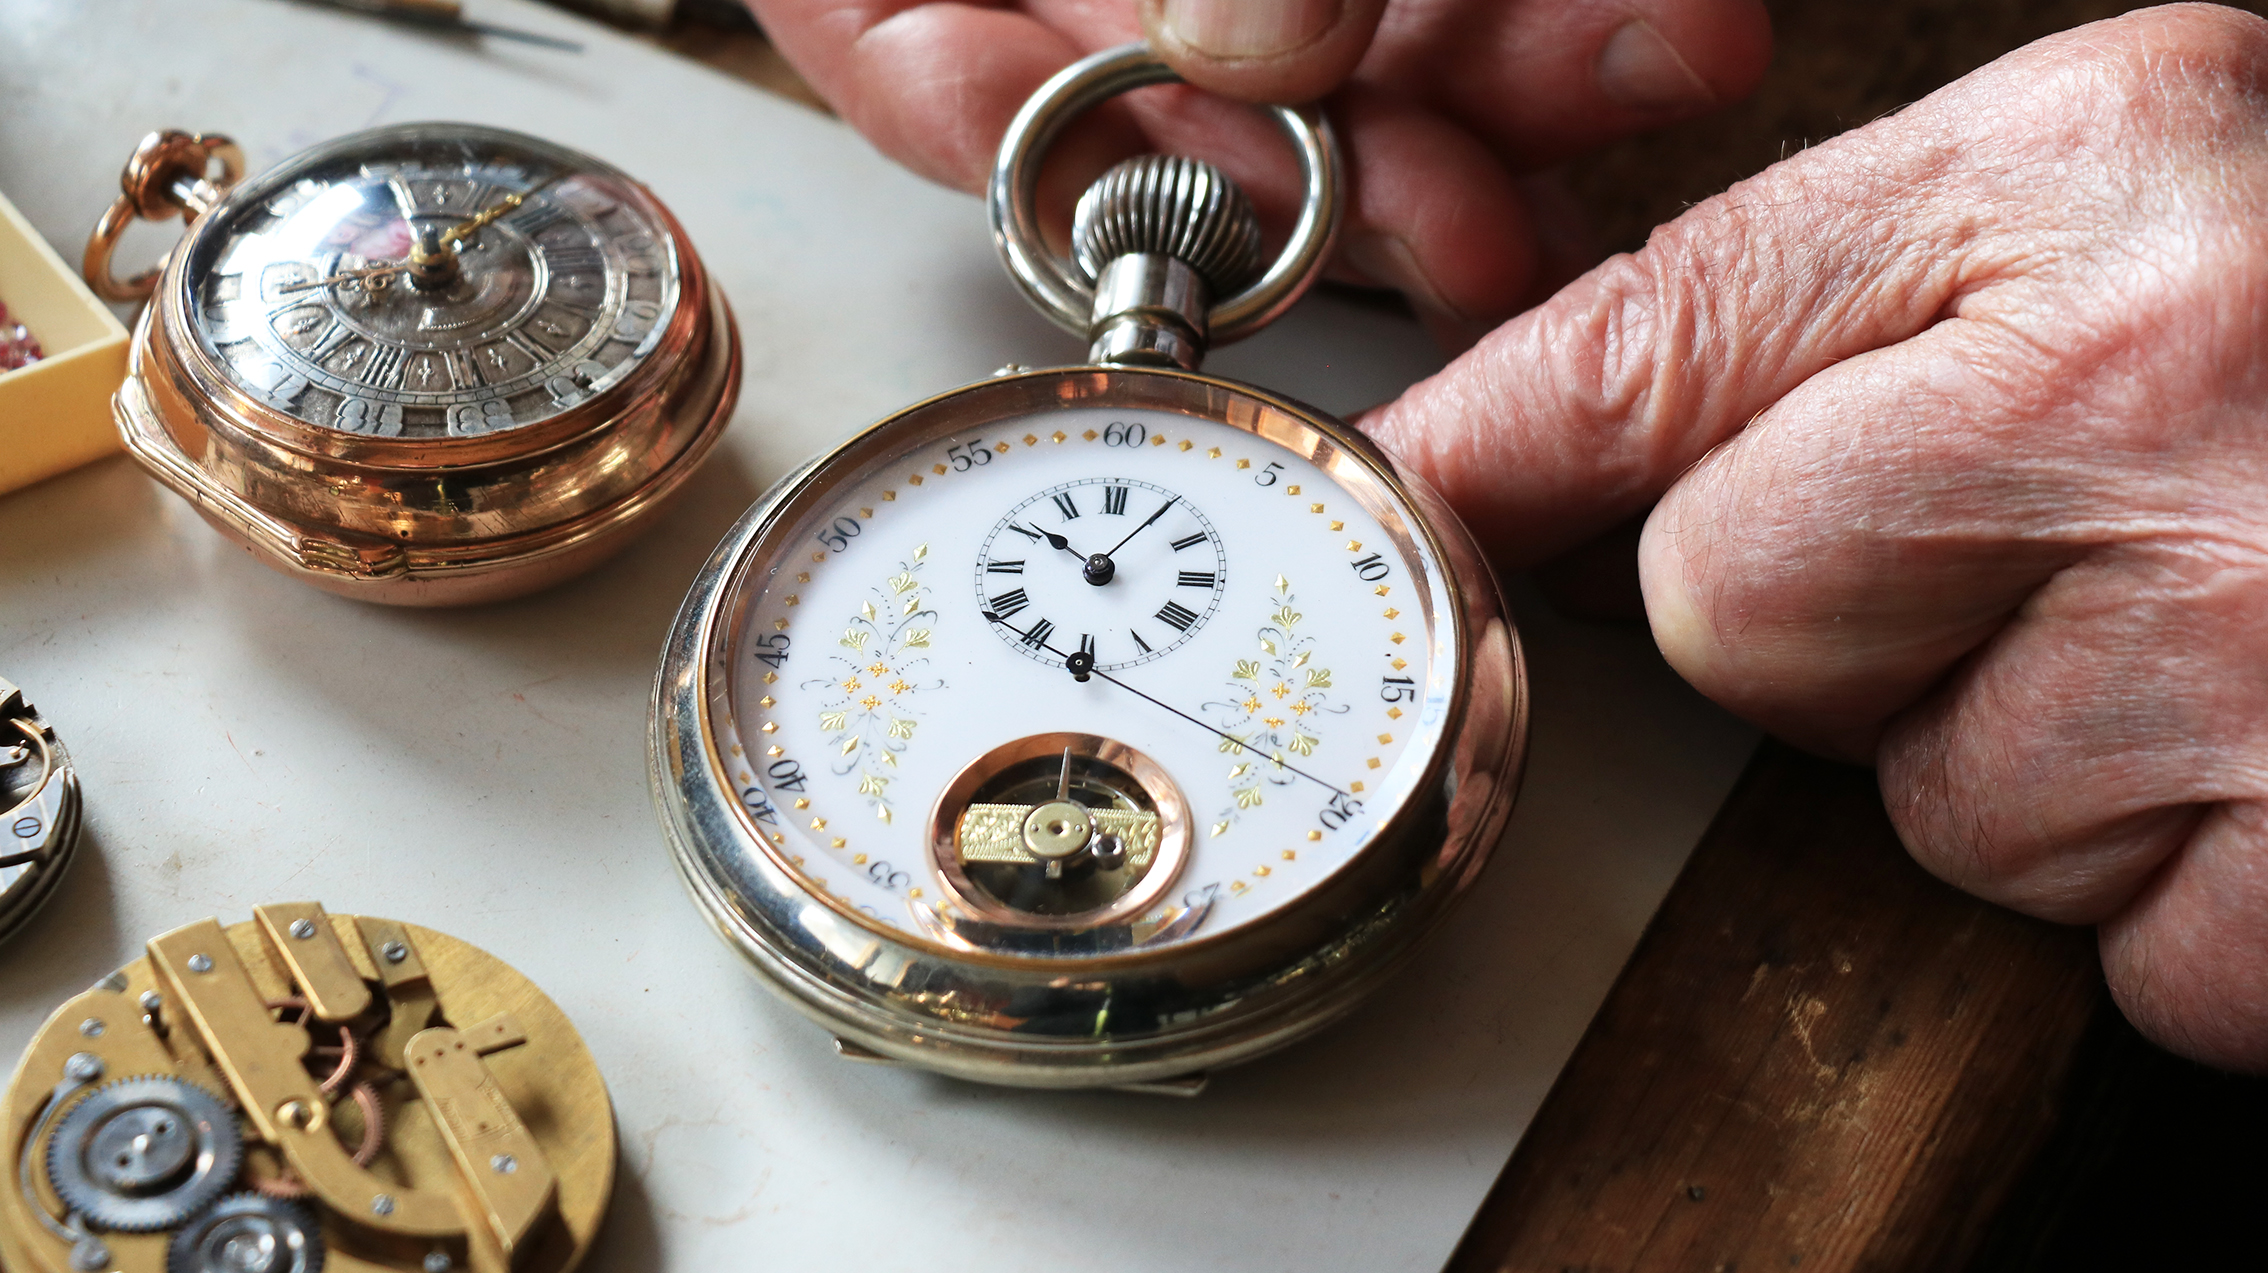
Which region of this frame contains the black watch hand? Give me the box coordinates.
[1105,495,1179,559]
[1079,496,1180,587]
[980,610,1347,797]
[1015,522,1085,559]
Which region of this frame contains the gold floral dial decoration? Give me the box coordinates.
[809,544,941,825]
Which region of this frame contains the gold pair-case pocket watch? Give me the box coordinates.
[652,47,1529,1092]
[85,122,738,604]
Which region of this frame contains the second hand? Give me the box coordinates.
[981,610,1349,798]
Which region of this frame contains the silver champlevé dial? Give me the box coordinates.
[183,125,680,439]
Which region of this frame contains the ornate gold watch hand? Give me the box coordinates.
[272,263,408,295]
[401,171,565,289]
[438,171,564,249]
[276,174,567,297]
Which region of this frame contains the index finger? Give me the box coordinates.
[1361,81,2011,563]
[749,2,1137,194]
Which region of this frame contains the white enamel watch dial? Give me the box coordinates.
[718,404,1441,945]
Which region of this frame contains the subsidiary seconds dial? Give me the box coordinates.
[975,477,1227,670]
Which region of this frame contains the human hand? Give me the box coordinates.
[1368,4,2268,1069]
[745,0,1770,343]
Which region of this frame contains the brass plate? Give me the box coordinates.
[0,907,614,1273]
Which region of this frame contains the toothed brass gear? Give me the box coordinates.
[45,1075,242,1232]
[166,1193,323,1273]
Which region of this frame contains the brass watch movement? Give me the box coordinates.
[0,903,615,1272]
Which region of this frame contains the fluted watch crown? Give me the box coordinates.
[1072,155,1265,295]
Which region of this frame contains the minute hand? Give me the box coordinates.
[440,171,564,248]
[1102,495,1178,559]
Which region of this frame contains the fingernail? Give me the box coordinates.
[1596,18,1714,112]
[1160,0,1341,60]
[1342,231,1458,316]
[1342,231,1493,349]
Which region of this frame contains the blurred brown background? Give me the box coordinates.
[1566,0,2226,250]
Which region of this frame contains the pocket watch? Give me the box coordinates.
[0,902,615,1273]
[651,45,1527,1092]
[0,678,80,946]
[84,123,739,605]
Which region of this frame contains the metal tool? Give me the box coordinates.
[290,0,584,52]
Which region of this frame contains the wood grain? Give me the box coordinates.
[1448,743,2105,1273]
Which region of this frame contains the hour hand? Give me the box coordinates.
[272,262,407,296]
[1012,522,1081,557]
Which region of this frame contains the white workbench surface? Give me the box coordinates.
[0,2,1756,1268]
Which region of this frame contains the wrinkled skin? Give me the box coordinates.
[1369,4,2268,1071]
[750,0,2268,1070]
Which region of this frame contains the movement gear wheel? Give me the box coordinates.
[0,678,82,945]
[45,1076,241,1231]
[166,1193,323,1273]
[0,907,616,1271]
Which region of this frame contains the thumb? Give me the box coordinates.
[1141,0,1391,104]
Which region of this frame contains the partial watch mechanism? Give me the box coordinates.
[0,678,81,946]
[0,903,615,1273]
